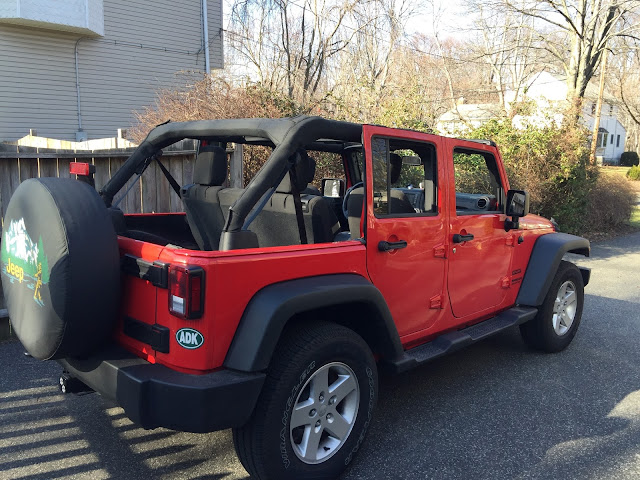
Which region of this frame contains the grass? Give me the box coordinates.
[629,206,640,229]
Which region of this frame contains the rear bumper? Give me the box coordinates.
[58,344,265,433]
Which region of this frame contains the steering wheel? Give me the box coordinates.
[342,182,363,220]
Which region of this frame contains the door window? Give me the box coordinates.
[371,137,438,217]
[453,148,504,213]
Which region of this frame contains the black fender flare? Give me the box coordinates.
[223,274,404,372]
[516,232,590,307]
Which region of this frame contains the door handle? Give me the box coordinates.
[452,233,474,243]
[378,240,408,252]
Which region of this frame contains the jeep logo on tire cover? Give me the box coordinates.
[176,328,204,349]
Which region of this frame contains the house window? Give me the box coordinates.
[611,135,614,145]
[617,135,621,147]
[596,128,609,148]
[591,103,596,115]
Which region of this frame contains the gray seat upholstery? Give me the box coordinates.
[181,146,228,250]
[388,153,416,214]
[346,186,365,238]
[219,152,341,247]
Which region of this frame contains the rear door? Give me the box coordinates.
[362,125,448,337]
[445,139,514,319]
[114,237,165,359]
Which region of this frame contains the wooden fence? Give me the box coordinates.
[0,145,197,221]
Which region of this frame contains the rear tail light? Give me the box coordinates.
[168,265,204,319]
[69,162,92,176]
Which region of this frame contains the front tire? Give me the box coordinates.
[233,321,378,480]
[520,260,584,352]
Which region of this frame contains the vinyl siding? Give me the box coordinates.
[0,0,223,141]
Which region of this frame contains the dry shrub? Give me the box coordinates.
[584,173,636,235]
[130,75,299,185]
[471,120,597,234]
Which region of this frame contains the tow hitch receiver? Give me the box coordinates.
[59,371,94,395]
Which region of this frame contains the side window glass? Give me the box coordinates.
[371,136,438,216]
[453,149,503,213]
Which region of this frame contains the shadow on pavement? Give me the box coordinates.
[0,340,250,480]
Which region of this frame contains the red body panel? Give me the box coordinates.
[119,240,368,372]
[362,126,449,337]
[445,138,513,320]
[114,130,555,374]
[113,237,165,362]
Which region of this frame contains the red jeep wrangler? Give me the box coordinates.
[1,116,590,480]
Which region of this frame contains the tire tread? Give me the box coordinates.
[233,321,375,480]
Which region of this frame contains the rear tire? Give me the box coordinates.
[233,321,378,480]
[520,260,584,352]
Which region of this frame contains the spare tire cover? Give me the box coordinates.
[1,178,120,360]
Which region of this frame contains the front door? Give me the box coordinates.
[445,139,513,319]
[362,126,447,337]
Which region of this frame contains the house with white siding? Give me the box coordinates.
[0,0,223,142]
[436,72,627,164]
[507,72,626,164]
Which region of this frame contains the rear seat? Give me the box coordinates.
[218,151,341,247]
[181,146,228,250]
[183,149,341,250]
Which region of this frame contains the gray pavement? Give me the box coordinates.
[1,232,639,479]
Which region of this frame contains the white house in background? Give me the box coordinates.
[436,101,504,135]
[507,72,626,164]
[0,0,223,142]
[437,71,627,164]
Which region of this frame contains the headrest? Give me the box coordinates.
[390,152,403,185]
[193,146,227,186]
[277,150,316,193]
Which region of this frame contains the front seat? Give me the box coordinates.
[388,153,416,214]
[346,152,415,238]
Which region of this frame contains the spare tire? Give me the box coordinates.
[1,178,120,360]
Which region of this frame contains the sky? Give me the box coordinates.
[222,0,472,42]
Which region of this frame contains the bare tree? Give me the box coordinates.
[227,0,367,104]
[348,0,413,92]
[611,45,640,152]
[501,0,640,105]
[467,2,544,112]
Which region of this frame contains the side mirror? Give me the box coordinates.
[506,190,529,217]
[321,178,345,198]
[505,190,529,231]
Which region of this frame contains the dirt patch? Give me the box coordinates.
[601,166,640,194]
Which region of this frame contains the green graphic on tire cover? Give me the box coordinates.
[1,218,50,307]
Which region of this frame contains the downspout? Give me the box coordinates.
[74,37,86,140]
[202,0,211,74]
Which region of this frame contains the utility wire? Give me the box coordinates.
[223,0,551,68]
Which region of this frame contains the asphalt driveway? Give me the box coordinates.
[1,231,639,480]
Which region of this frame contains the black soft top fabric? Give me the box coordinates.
[193,146,228,186]
[101,116,362,232]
